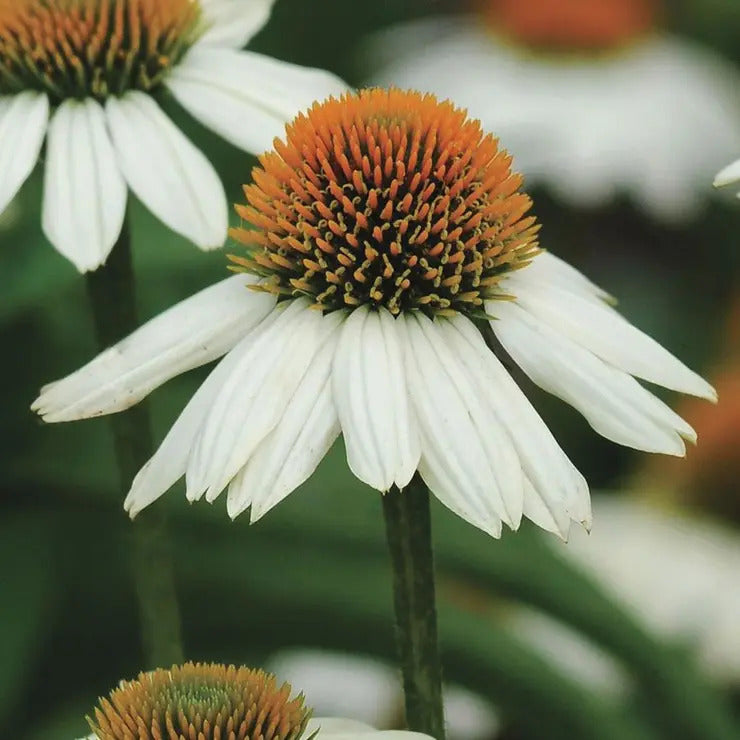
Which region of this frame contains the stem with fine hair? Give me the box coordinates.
[382,474,446,739]
[85,217,184,668]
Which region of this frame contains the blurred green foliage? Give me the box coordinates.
[2,1,740,739]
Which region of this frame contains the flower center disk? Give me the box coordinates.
[231,88,540,317]
[88,662,311,740]
[0,0,202,101]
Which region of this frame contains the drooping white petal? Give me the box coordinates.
[521,477,573,541]
[167,48,348,155]
[332,306,420,492]
[713,156,740,188]
[504,276,716,400]
[186,299,336,502]
[510,251,614,304]
[226,320,343,521]
[41,98,126,272]
[491,301,696,456]
[402,312,523,535]
[197,0,276,49]
[105,91,227,249]
[441,314,590,536]
[33,275,275,422]
[0,92,49,214]
[123,328,260,516]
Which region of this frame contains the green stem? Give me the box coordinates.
[85,218,184,669]
[382,475,446,739]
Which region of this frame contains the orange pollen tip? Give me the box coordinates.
[479,0,659,49]
[230,87,539,316]
[0,0,202,100]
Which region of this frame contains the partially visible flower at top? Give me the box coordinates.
[364,0,740,223]
[714,156,740,197]
[76,661,432,740]
[0,0,347,271]
[35,88,715,541]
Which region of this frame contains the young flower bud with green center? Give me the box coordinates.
[87,662,310,740]
[78,662,434,740]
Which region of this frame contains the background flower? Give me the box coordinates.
[0,0,347,271]
[363,0,740,222]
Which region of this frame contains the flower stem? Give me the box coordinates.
[85,218,184,668]
[382,474,446,739]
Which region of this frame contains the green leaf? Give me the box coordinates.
[0,513,58,733]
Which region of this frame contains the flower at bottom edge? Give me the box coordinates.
[75,661,433,740]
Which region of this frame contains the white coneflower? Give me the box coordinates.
[0,0,346,271]
[364,0,740,222]
[34,88,715,540]
[77,662,432,740]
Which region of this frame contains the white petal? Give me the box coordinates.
[33,275,275,422]
[123,339,248,516]
[197,0,275,48]
[441,314,590,535]
[332,306,420,492]
[307,718,376,735]
[491,301,695,456]
[167,48,348,155]
[0,92,48,214]
[713,156,740,187]
[509,251,614,304]
[307,718,432,740]
[124,305,285,515]
[226,315,343,520]
[105,91,227,249]
[522,477,574,540]
[186,299,336,502]
[402,312,523,535]
[505,276,716,400]
[41,98,126,272]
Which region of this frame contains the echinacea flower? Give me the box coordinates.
[77,661,432,740]
[0,0,346,271]
[365,0,740,222]
[34,88,715,540]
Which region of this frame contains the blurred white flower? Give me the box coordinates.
[34,89,714,540]
[269,651,400,727]
[365,6,740,222]
[714,157,740,196]
[565,497,740,682]
[268,649,500,740]
[509,498,740,688]
[0,0,347,271]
